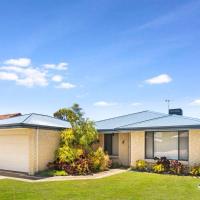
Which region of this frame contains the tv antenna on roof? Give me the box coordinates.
[165,99,171,112]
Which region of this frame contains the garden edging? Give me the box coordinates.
[0,169,127,183]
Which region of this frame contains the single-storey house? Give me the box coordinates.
[0,110,200,175]
[0,113,70,175]
[96,110,200,167]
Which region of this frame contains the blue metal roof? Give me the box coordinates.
[119,115,200,130]
[95,111,167,130]
[95,111,200,131]
[0,113,70,129]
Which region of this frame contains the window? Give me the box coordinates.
[104,134,112,155]
[154,132,178,159]
[145,132,154,159]
[104,134,119,156]
[179,131,189,160]
[145,131,189,161]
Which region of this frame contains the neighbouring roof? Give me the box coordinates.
[0,113,71,129]
[0,113,21,120]
[95,110,200,131]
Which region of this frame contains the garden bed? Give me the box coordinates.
[133,157,200,177]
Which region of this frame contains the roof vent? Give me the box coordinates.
[169,109,183,116]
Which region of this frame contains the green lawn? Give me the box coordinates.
[0,172,200,200]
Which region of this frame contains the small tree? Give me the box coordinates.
[51,104,110,175]
[54,103,84,127]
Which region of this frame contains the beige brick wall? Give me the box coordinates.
[130,131,145,166]
[189,129,200,165]
[118,133,130,166]
[37,129,60,172]
[29,128,36,175]
[28,128,61,174]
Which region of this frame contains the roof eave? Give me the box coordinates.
[116,125,200,131]
[97,125,200,132]
[0,123,69,130]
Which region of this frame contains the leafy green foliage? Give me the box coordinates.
[136,160,148,171]
[133,157,186,175]
[190,166,200,176]
[54,103,84,127]
[50,104,110,175]
[89,147,111,172]
[37,169,68,177]
[153,164,165,173]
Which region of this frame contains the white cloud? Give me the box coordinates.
[43,62,68,70]
[131,102,142,106]
[145,74,172,85]
[190,99,200,106]
[52,75,63,82]
[16,68,48,87]
[0,65,48,87]
[56,82,76,89]
[0,72,18,81]
[4,58,31,67]
[93,101,118,107]
[0,58,74,88]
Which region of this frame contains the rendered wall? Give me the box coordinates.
[189,129,200,165]
[130,131,145,166]
[37,129,60,172]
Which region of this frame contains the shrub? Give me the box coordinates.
[153,164,165,173]
[56,145,76,163]
[190,165,200,176]
[170,160,184,175]
[38,169,68,177]
[53,170,68,176]
[49,104,111,175]
[136,160,147,171]
[154,157,170,172]
[89,147,111,172]
[63,158,91,175]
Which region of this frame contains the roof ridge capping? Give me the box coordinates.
[22,113,33,123]
[22,113,70,123]
[95,110,166,123]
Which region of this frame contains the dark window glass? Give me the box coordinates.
[145,132,154,159]
[104,134,112,155]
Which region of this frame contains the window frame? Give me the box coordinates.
[145,131,189,161]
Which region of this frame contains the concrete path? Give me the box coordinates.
[0,169,127,183]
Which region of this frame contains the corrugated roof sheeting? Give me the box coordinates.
[95,111,200,131]
[120,115,200,129]
[95,111,166,130]
[0,113,70,129]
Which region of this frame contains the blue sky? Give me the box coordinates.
[0,0,200,120]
